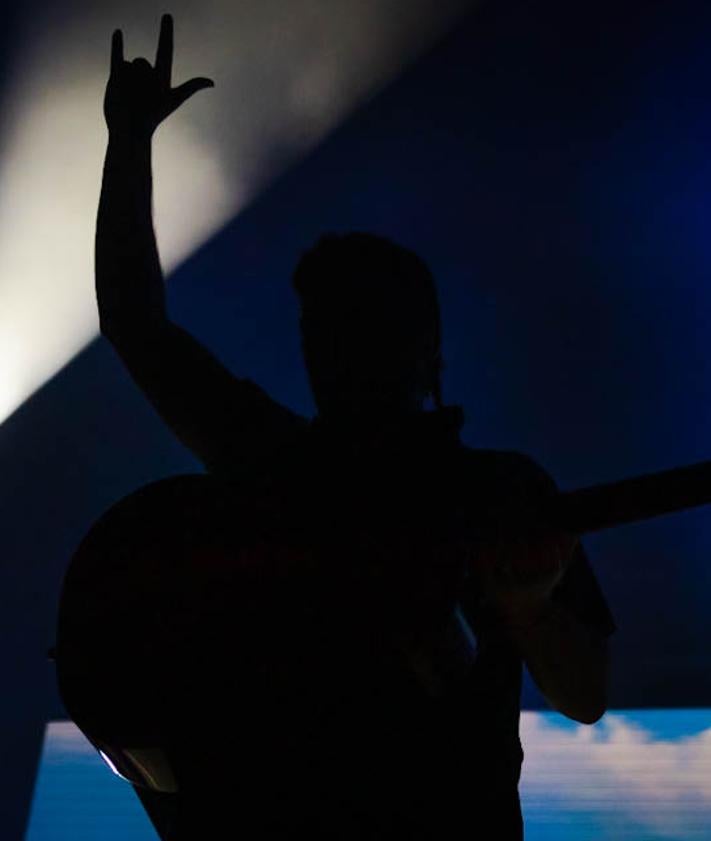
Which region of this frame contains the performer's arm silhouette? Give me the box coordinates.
[505,544,611,724]
[95,14,305,471]
[478,454,614,724]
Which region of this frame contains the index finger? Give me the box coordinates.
[110,29,123,75]
[155,13,173,85]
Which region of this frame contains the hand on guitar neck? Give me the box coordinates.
[477,524,579,624]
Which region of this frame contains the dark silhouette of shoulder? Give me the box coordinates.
[457,447,617,640]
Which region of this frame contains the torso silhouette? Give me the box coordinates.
[156,396,615,840]
[93,28,615,835]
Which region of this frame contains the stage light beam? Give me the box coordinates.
[0,0,475,425]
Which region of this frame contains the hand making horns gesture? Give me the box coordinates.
[103,13,214,139]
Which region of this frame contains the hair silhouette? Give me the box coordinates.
[293,232,445,412]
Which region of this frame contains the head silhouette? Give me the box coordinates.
[293,232,443,424]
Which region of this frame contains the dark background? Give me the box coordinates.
[4,0,711,837]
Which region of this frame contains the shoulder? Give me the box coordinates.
[459,447,558,494]
[445,447,559,529]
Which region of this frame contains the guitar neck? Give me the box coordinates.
[548,459,711,534]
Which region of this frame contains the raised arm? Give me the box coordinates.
[96,15,305,470]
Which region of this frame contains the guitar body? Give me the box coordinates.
[54,472,469,796]
[51,446,711,834]
[56,476,322,786]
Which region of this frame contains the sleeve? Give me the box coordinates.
[511,452,617,639]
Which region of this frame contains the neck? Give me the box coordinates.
[315,404,423,433]
[310,403,464,450]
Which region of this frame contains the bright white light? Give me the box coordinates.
[97,750,124,780]
[0,0,473,425]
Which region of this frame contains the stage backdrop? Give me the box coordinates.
[3,0,711,838]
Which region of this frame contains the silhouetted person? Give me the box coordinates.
[95,14,616,840]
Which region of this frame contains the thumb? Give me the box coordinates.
[166,77,215,116]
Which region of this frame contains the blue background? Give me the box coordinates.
[4,0,711,836]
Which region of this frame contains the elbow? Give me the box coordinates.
[557,697,607,726]
[576,705,607,726]
[546,677,608,724]
[98,312,117,341]
[99,317,132,351]
[97,303,128,343]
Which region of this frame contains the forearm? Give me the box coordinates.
[95,132,167,342]
[502,598,609,724]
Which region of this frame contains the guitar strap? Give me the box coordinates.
[400,603,480,697]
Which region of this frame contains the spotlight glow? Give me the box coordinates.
[0,0,473,425]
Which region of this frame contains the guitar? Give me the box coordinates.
[51,458,711,796]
